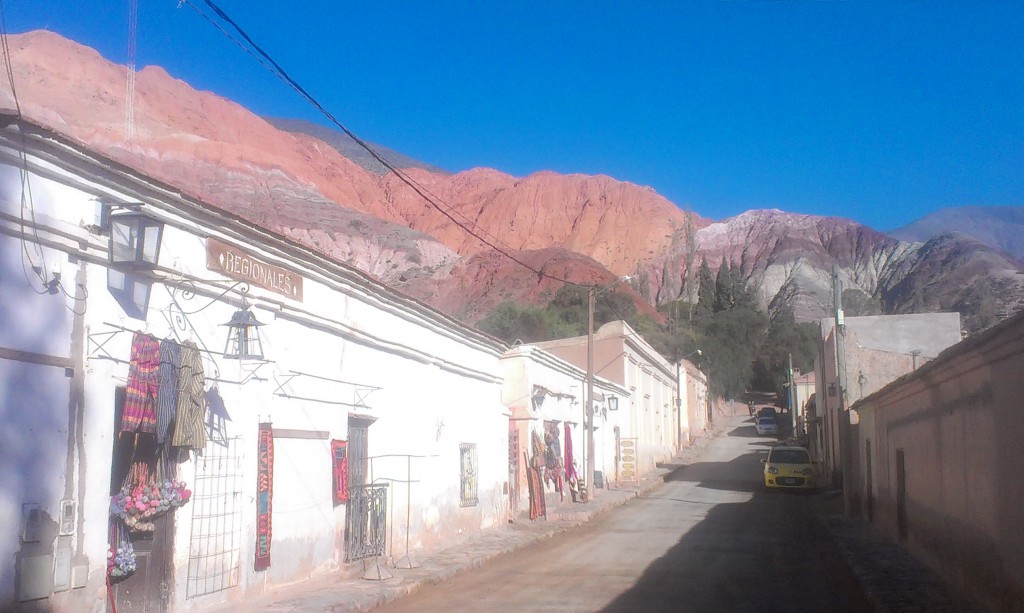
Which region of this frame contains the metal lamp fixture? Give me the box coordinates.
[108,211,163,269]
[223,304,265,360]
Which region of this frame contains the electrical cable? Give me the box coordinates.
[182,0,585,287]
[0,0,50,292]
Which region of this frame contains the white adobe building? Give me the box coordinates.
[500,344,627,513]
[531,320,682,484]
[0,116,509,612]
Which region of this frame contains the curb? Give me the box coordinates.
[207,431,724,612]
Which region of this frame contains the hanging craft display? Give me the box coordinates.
[110,459,191,532]
[525,451,546,521]
[107,520,137,580]
[254,422,274,571]
[543,421,564,496]
[330,439,349,504]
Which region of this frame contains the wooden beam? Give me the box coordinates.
[0,346,73,371]
[272,428,329,440]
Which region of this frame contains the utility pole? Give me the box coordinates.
[788,352,796,434]
[833,264,855,516]
[585,286,596,499]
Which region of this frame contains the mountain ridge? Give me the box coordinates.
[888,206,1024,262]
[4,29,1022,333]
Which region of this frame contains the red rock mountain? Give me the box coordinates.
[3,30,1021,332]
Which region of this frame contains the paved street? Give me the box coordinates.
[374,414,871,613]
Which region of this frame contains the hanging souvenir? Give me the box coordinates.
[107,520,136,580]
[110,458,191,532]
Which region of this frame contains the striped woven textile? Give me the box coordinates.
[171,340,206,450]
[121,332,160,434]
[156,339,181,444]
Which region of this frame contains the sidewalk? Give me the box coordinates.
[819,499,986,613]
[204,423,728,613]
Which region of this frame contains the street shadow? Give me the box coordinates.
[601,448,872,612]
[727,425,760,438]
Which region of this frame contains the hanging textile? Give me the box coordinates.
[564,423,579,483]
[543,421,563,495]
[530,431,547,469]
[156,339,181,445]
[254,422,274,571]
[171,340,206,450]
[525,452,546,521]
[121,332,160,434]
[331,439,349,504]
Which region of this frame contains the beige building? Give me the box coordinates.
[679,359,709,444]
[852,310,1024,611]
[813,313,962,488]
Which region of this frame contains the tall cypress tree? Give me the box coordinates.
[696,258,715,319]
[715,257,733,312]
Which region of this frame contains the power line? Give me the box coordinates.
[0,0,50,293]
[125,0,138,141]
[183,0,584,287]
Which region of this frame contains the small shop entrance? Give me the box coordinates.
[108,387,174,613]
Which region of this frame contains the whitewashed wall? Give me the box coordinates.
[0,139,508,612]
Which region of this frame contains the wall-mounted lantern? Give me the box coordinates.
[223,305,265,360]
[109,211,163,269]
[607,396,619,411]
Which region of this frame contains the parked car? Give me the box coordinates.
[755,416,778,436]
[762,445,816,490]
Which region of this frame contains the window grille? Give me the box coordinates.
[186,437,242,599]
[460,443,478,507]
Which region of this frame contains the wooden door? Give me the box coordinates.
[109,388,174,613]
[895,449,907,540]
[865,439,873,522]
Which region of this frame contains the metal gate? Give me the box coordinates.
[348,421,369,487]
[508,429,520,517]
[186,437,242,599]
[345,483,388,562]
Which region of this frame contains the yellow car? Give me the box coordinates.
[762,445,816,490]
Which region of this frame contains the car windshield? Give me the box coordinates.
[757,417,775,424]
[771,449,809,464]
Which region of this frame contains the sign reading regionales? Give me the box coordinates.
[207,238,303,301]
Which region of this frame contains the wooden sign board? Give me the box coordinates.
[207,238,303,302]
[618,437,639,483]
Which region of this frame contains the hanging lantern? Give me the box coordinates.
[223,306,265,360]
[108,211,163,269]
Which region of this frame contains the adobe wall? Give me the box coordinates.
[854,313,1024,611]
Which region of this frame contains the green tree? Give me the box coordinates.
[753,304,818,399]
[477,301,559,344]
[696,258,715,319]
[701,306,768,399]
[714,258,732,312]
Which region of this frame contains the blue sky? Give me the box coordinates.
[7,1,1023,230]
